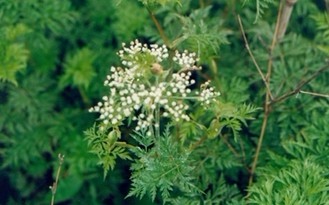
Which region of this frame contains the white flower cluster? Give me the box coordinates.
[173,50,201,71]
[199,81,219,105]
[89,40,220,131]
[118,39,169,67]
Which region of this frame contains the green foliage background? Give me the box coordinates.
[0,0,328,204]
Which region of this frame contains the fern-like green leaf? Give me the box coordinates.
[172,6,229,62]
[61,48,96,89]
[84,125,132,178]
[248,159,329,205]
[312,12,329,55]
[0,24,30,85]
[0,43,29,85]
[128,131,198,202]
[244,0,275,22]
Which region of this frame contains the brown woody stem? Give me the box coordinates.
[277,0,298,40]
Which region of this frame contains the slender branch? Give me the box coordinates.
[237,15,273,99]
[146,7,171,48]
[248,63,329,185]
[271,1,283,51]
[299,90,329,98]
[50,153,65,205]
[247,0,324,188]
[270,64,329,105]
[266,0,283,82]
[277,0,298,40]
[248,1,285,185]
[248,112,269,185]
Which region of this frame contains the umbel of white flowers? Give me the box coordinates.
[89,40,220,132]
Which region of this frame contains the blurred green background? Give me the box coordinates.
[1,0,329,204]
[0,0,152,204]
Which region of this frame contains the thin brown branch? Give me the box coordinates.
[277,0,298,40]
[270,64,329,105]
[248,63,329,185]
[248,112,269,185]
[146,7,171,48]
[271,0,283,51]
[247,2,285,186]
[237,15,273,99]
[266,0,283,82]
[50,153,65,205]
[299,90,329,98]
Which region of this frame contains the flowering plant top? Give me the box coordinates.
[89,40,220,133]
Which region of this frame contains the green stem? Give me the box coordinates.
[78,87,90,106]
[50,154,65,205]
[155,106,161,138]
[146,7,171,48]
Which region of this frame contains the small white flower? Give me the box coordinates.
[111,118,118,124]
[123,108,131,116]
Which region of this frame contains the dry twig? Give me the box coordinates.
[299,90,329,98]
[270,64,329,105]
[237,15,273,99]
[50,153,65,205]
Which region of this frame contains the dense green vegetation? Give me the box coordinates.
[0,0,328,204]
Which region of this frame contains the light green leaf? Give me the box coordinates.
[61,48,96,89]
[0,43,29,85]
